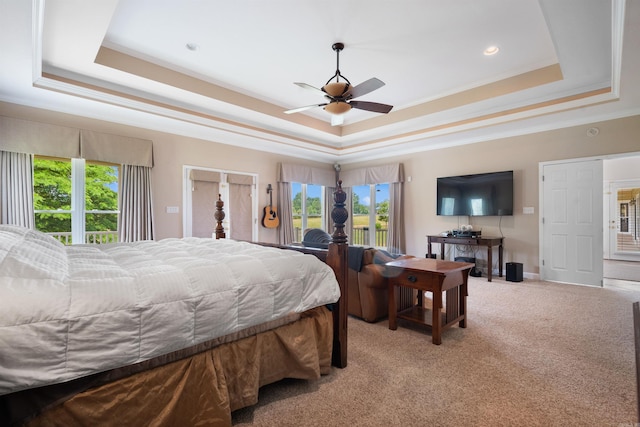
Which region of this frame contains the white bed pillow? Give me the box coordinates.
[0,225,68,281]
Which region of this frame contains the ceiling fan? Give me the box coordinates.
[284,43,393,125]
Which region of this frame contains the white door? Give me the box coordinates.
[541,160,603,286]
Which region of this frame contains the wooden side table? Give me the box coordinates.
[426,235,503,281]
[386,258,473,345]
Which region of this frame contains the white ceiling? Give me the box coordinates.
[1,0,639,164]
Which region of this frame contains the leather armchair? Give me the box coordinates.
[301,229,414,323]
[348,248,414,322]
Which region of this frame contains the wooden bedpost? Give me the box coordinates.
[214,194,226,239]
[328,180,348,368]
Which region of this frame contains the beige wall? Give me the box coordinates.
[2,101,639,275]
[0,102,328,243]
[344,115,640,275]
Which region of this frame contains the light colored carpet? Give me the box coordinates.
[232,276,640,426]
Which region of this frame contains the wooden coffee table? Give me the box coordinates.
[386,258,474,345]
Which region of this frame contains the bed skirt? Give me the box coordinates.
[4,306,332,427]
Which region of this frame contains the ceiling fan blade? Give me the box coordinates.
[284,103,327,114]
[349,100,393,114]
[348,77,385,99]
[294,82,328,97]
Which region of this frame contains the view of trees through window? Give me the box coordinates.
[291,182,390,246]
[292,183,323,241]
[33,157,119,244]
[352,183,389,247]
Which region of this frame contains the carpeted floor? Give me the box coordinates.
[232,276,640,426]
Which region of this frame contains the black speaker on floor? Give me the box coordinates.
[506,262,523,282]
[455,257,482,277]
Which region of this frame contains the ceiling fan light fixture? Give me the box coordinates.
[323,81,350,97]
[324,101,351,115]
[285,42,392,118]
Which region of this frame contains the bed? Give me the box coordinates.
[0,184,349,426]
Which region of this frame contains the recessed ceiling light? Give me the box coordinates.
[586,127,599,137]
[484,46,500,56]
[186,43,199,52]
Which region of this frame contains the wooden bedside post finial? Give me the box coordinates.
[331,180,348,244]
[214,194,226,239]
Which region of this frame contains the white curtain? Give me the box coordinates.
[0,150,34,228]
[119,165,154,242]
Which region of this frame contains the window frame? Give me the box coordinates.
[33,156,120,244]
[292,182,325,242]
[351,182,390,248]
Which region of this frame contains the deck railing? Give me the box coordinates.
[295,226,388,248]
[46,231,119,245]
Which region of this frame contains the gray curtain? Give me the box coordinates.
[276,181,294,245]
[323,186,334,233]
[119,164,154,242]
[192,180,219,238]
[190,170,220,238]
[228,173,253,241]
[388,181,405,254]
[0,150,34,228]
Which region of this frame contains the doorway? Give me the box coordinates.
[605,180,640,260]
[540,153,640,287]
[603,157,640,285]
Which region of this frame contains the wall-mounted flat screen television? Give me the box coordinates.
[437,170,514,216]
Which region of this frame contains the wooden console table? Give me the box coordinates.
[386,258,473,345]
[427,235,504,282]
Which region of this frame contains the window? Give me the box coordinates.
[291,182,324,242]
[352,183,389,247]
[33,156,119,244]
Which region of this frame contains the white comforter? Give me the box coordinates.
[0,225,340,395]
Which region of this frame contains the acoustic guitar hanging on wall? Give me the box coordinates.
[262,184,279,228]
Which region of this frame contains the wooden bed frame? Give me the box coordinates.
[0,182,349,425]
[214,180,349,368]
